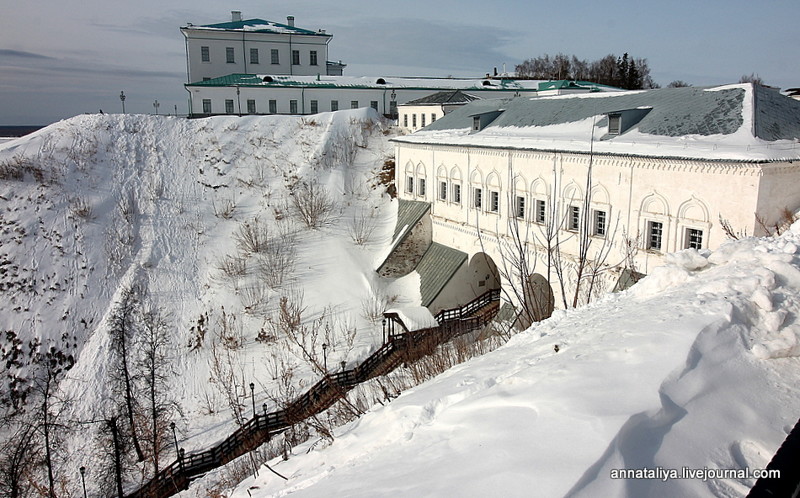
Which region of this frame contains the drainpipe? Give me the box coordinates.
[301,87,305,115]
[242,30,247,74]
[289,34,293,76]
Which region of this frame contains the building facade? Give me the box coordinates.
[392,84,800,317]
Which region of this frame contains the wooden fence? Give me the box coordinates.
[127,289,500,498]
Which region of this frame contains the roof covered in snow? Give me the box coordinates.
[395,83,800,162]
[183,18,328,36]
[186,74,545,92]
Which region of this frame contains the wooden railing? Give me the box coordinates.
[127,290,500,498]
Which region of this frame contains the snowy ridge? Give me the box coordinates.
[232,229,800,497]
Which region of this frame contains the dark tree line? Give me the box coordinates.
[515,52,658,90]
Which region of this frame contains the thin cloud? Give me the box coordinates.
[0,49,55,60]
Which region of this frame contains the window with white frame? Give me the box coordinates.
[431,113,437,123]
[331,100,339,111]
[226,47,235,63]
[647,221,663,251]
[474,188,483,209]
[421,114,426,127]
[535,199,546,224]
[292,50,300,65]
[418,178,427,197]
[371,101,378,110]
[310,50,318,66]
[351,101,359,109]
[593,209,607,236]
[403,114,408,128]
[201,46,210,62]
[250,48,259,64]
[608,113,621,135]
[412,114,417,128]
[225,99,234,114]
[246,99,256,114]
[310,100,318,113]
[202,99,211,114]
[515,196,525,219]
[289,100,298,114]
[406,175,414,194]
[489,191,500,213]
[453,183,462,204]
[568,206,580,231]
[271,49,279,64]
[439,181,447,201]
[685,228,703,249]
[269,100,277,114]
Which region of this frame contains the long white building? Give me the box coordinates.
[391,83,800,321]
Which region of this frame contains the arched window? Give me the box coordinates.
[562,182,584,232]
[450,166,463,204]
[639,192,670,252]
[677,197,710,250]
[486,172,502,214]
[415,162,427,198]
[437,165,448,202]
[470,169,484,211]
[531,178,549,224]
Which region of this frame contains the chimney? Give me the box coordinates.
[287,15,295,27]
[231,11,242,22]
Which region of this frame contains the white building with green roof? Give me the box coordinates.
[392,83,800,322]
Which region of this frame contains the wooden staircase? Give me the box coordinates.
[127,289,500,498]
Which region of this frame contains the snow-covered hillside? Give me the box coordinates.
[0,109,409,495]
[232,230,800,497]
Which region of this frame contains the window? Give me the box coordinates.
[453,184,462,204]
[250,48,259,64]
[202,99,211,114]
[310,50,318,66]
[418,178,426,197]
[647,221,663,251]
[351,100,359,109]
[271,49,280,64]
[608,113,621,135]
[406,176,414,194]
[568,206,580,231]
[292,50,300,65]
[686,228,703,249]
[201,46,210,62]
[403,114,408,127]
[515,196,525,219]
[412,114,417,128]
[289,100,298,114]
[226,47,235,64]
[474,188,483,209]
[439,181,447,201]
[310,100,318,113]
[593,210,607,236]
[431,113,437,123]
[535,199,546,224]
[269,100,277,114]
[247,99,256,114]
[472,116,480,131]
[331,100,339,111]
[370,101,378,111]
[225,99,234,114]
[421,114,426,127]
[489,191,499,213]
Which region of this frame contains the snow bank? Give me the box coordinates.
[232,227,800,497]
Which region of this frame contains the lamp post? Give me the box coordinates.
[170,421,178,455]
[153,99,160,115]
[235,86,242,116]
[119,91,126,114]
[79,466,87,498]
[382,317,387,343]
[322,343,328,373]
[174,104,178,116]
[250,382,256,418]
[341,360,346,372]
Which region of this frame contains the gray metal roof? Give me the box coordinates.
[403,90,481,106]
[416,242,468,307]
[392,199,430,243]
[419,84,800,141]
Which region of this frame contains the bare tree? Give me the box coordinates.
[0,418,38,498]
[291,180,336,229]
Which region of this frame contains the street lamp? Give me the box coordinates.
[170,421,178,455]
[382,317,387,343]
[322,343,328,373]
[250,382,256,418]
[153,99,160,115]
[341,360,346,372]
[119,91,126,114]
[79,466,87,498]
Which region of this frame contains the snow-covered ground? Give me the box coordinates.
[0,109,412,495]
[231,231,800,497]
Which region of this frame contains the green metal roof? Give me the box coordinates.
[416,242,468,307]
[193,18,326,36]
[392,199,430,243]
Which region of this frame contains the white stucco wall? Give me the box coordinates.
[399,105,443,133]
[395,141,785,308]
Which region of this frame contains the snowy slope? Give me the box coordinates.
[0,109,411,494]
[231,231,800,497]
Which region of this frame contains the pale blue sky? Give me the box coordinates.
[0,0,796,124]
